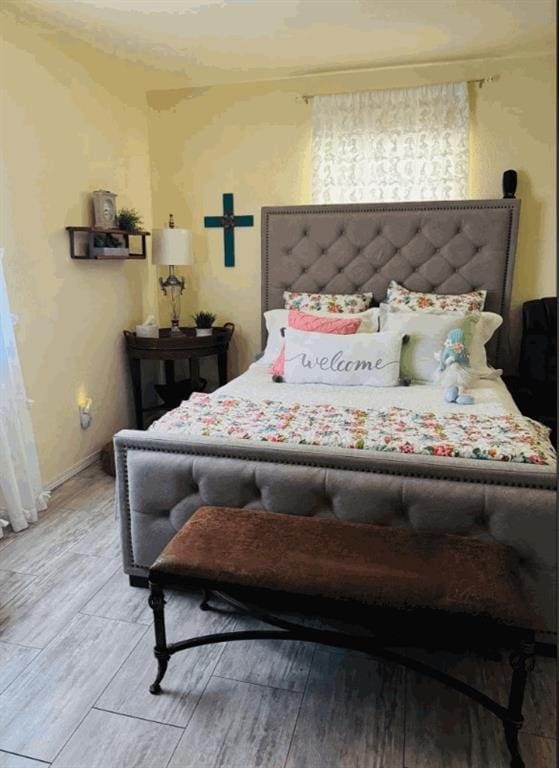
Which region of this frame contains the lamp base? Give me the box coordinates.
[160,266,186,334]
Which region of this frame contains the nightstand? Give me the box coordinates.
[124,324,234,429]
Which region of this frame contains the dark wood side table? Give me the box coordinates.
[124,324,234,429]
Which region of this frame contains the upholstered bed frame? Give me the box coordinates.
[115,198,556,632]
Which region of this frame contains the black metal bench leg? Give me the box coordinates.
[503,637,536,768]
[199,588,211,611]
[148,582,170,695]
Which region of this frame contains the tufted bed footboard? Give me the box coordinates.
[114,430,556,633]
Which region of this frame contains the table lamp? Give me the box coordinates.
[152,215,193,334]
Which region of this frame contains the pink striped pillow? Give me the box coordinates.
[270,310,362,378]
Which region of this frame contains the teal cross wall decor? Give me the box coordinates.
[204,193,254,268]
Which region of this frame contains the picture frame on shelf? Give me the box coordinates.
[92,190,118,228]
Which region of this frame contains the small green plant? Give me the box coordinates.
[118,208,143,233]
[192,311,216,329]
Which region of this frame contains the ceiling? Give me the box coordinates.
[10,0,556,87]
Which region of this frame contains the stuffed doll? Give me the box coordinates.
[434,328,475,404]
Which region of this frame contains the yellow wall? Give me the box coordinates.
[0,10,554,488]
[147,53,555,377]
[0,13,154,484]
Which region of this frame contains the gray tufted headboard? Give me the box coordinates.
[261,199,520,369]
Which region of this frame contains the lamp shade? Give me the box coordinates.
[152,228,193,266]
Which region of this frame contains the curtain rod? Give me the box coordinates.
[298,76,498,103]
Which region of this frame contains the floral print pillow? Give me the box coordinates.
[283,291,373,314]
[385,280,486,314]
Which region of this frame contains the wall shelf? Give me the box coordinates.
[66,226,150,260]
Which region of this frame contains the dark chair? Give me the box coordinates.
[505,297,557,446]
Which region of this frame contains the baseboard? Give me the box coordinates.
[45,449,102,492]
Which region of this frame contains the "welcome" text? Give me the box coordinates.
[285,350,399,373]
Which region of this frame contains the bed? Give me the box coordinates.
[115,198,556,632]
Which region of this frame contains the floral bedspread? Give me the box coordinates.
[150,394,556,466]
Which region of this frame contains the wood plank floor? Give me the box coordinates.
[0,464,555,768]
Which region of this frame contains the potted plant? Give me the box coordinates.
[193,311,216,337]
[117,208,144,233]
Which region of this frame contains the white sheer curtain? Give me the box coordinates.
[0,249,48,537]
[312,82,469,204]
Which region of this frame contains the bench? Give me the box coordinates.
[147,506,538,768]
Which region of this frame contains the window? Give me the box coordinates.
[312,83,469,204]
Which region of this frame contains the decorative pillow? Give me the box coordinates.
[310,306,379,332]
[283,328,403,387]
[468,312,503,378]
[384,280,486,313]
[379,304,503,380]
[270,310,362,378]
[283,291,373,314]
[261,307,379,363]
[379,305,473,383]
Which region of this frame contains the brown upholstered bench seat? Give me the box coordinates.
[150,506,530,629]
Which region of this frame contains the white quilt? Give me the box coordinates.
[216,361,520,417]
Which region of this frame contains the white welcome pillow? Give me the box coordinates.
[261,307,379,363]
[283,328,402,387]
